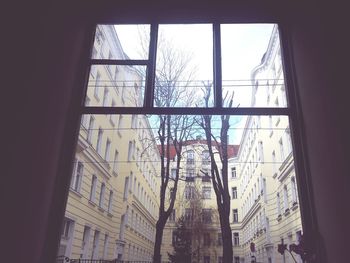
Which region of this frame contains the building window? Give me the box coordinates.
[233,209,238,223]
[279,138,285,161]
[94,71,101,100]
[277,193,281,216]
[258,141,264,163]
[283,185,289,212]
[185,186,195,200]
[81,226,91,258]
[99,183,106,209]
[232,187,237,199]
[204,233,211,246]
[231,167,236,178]
[169,209,176,222]
[171,168,177,179]
[186,150,194,165]
[233,232,239,246]
[185,208,194,222]
[103,86,109,106]
[123,177,129,200]
[272,151,276,175]
[89,175,97,202]
[87,116,94,143]
[202,150,210,165]
[202,186,211,199]
[96,128,103,155]
[217,232,222,246]
[113,150,119,174]
[234,256,240,263]
[291,177,298,204]
[102,234,108,259]
[107,190,113,213]
[71,161,83,193]
[92,230,100,259]
[105,138,111,161]
[202,209,212,223]
[204,256,210,263]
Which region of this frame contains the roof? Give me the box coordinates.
[157,140,239,159]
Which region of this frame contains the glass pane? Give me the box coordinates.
[221,24,287,108]
[92,24,150,60]
[86,64,146,107]
[155,24,214,107]
[61,112,303,262]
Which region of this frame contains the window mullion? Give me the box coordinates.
[213,23,222,108]
[144,23,158,108]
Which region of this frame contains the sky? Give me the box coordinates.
[113,23,275,144]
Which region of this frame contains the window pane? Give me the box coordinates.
[221,24,287,108]
[155,24,214,107]
[92,24,150,60]
[85,64,146,107]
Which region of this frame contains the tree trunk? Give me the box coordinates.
[153,217,166,263]
[221,213,233,263]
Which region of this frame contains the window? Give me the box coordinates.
[107,190,113,213]
[62,22,308,263]
[202,150,210,165]
[202,186,211,199]
[99,183,106,209]
[87,116,94,143]
[96,128,103,155]
[232,187,237,199]
[103,86,109,106]
[113,150,119,174]
[233,209,238,223]
[103,234,109,259]
[231,167,236,178]
[277,193,281,216]
[71,161,83,193]
[279,138,285,161]
[92,230,100,259]
[123,177,129,200]
[283,185,289,212]
[169,209,176,222]
[94,71,101,100]
[185,186,195,200]
[203,233,211,246]
[291,177,298,204]
[272,151,277,175]
[81,226,91,258]
[186,150,194,165]
[202,209,212,223]
[105,138,111,161]
[217,232,222,246]
[185,208,194,221]
[171,168,177,179]
[233,232,239,246]
[204,256,210,263]
[234,257,240,263]
[89,175,97,202]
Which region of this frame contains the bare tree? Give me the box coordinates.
[150,34,197,263]
[197,83,235,263]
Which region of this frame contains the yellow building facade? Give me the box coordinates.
[57,25,161,262]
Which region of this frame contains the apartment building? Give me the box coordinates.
[57,25,160,262]
[161,139,239,263]
[228,26,302,263]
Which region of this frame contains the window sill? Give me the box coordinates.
[88,200,97,207]
[107,212,113,217]
[70,188,82,198]
[284,208,290,216]
[277,214,282,221]
[291,202,298,211]
[98,206,105,213]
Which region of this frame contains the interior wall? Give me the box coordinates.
[3,2,348,263]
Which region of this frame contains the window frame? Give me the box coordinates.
[45,11,321,263]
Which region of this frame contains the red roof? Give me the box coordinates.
[157,140,239,159]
